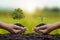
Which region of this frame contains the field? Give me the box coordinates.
[0,8,60,34]
[0,15,60,34]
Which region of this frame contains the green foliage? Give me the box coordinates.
[51,7,60,12]
[0,8,60,34]
[35,7,60,18]
[12,8,24,20]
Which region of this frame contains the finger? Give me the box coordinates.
[13,25,24,30]
[33,27,41,32]
[35,25,47,29]
[12,29,22,34]
[34,27,45,31]
[14,26,27,32]
[39,25,47,28]
[32,27,36,31]
[24,27,27,31]
[36,25,47,30]
[39,29,48,34]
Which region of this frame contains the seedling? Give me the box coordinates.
[34,17,46,34]
[11,8,26,33]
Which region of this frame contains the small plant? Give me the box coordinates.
[12,8,24,23]
[12,8,24,20]
[11,8,26,33]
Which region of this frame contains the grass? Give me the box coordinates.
[0,16,60,34]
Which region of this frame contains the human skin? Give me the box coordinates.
[0,22,26,34]
[34,22,60,34]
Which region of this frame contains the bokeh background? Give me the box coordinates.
[0,0,60,34]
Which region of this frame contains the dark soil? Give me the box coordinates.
[2,23,57,40]
[14,23,24,27]
[36,23,46,27]
[0,33,60,40]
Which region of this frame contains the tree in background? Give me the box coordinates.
[0,9,11,17]
[51,7,59,17]
[12,8,24,20]
[51,7,59,12]
[42,7,60,17]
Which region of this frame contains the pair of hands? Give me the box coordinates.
[4,24,54,34]
[1,22,60,34]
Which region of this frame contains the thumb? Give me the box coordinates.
[38,25,47,29]
[35,26,47,30]
[13,25,24,30]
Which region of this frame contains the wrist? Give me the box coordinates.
[52,22,60,29]
[0,22,8,29]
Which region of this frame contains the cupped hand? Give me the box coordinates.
[34,24,55,34]
[4,24,26,34]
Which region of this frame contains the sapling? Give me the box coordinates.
[34,16,46,34]
[37,16,46,27]
[12,8,26,33]
[12,8,24,23]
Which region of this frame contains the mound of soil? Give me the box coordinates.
[14,23,24,27]
[0,33,60,40]
[36,23,46,27]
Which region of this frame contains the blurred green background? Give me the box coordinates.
[0,7,60,34]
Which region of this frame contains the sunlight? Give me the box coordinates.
[27,7,34,13]
[27,8,33,12]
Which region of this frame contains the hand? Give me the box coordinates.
[34,24,55,34]
[2,24,26,34]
